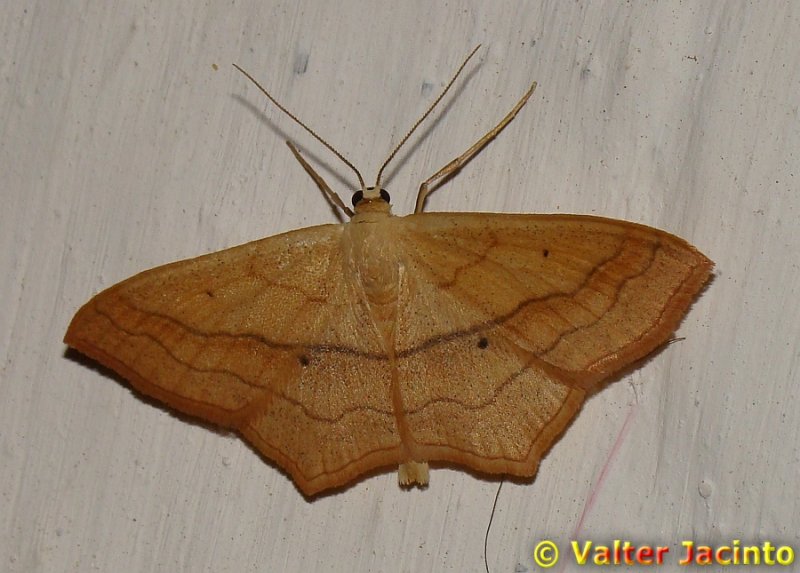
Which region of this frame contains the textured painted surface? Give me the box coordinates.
[2,1,798,571]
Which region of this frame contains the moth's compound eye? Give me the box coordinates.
[379,189,391,203]
[351,190,364,206]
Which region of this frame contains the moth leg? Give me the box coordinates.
[287,141,354,218]
[414,81,538,214]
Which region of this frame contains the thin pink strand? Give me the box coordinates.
[557,402,638,573]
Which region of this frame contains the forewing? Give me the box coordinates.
[392,212,712,476]
[65,224,402,495]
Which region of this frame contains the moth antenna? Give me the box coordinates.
[374,44,482,190]
[233,63,367,193]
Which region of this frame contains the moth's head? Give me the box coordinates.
[352,187,391,215]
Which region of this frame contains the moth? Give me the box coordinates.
[65,47,712,496]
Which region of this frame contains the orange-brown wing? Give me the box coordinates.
[65,224,402,495]
[390,212,712,477]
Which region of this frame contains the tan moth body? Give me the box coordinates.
[64,49,712,496]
